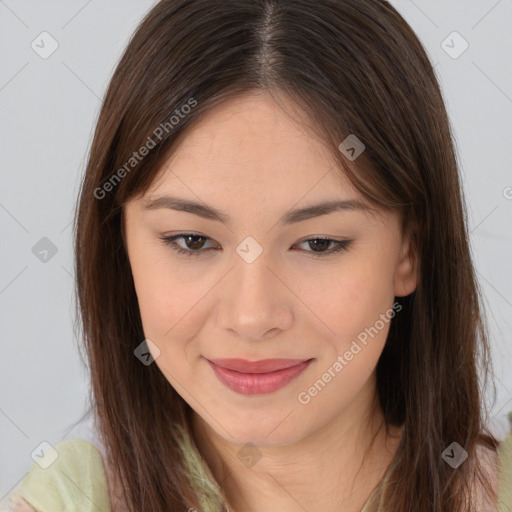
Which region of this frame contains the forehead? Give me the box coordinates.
[145,90,361,201]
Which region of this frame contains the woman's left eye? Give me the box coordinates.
[159,234,352,258]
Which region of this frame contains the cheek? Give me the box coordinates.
[297,262,397,420]
[129,246,167,331]
[127,236,183,336]
[311,255,397,392]
[322,255,396,340]
[128,241,213,357]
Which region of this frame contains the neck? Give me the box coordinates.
[191,376,403,512]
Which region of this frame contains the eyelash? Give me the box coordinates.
[158,233,352,258]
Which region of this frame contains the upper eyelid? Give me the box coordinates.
[164,233,348,243]
[163,233,351,253]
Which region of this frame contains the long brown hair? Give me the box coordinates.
[73,0,499,510]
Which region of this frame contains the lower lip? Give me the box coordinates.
[207,359,313,395]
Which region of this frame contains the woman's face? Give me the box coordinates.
[123,91,416,446]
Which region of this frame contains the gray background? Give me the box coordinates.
[1,0,511,498]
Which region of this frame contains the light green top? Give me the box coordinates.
[3,428,512,512]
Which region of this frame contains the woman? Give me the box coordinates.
[3,0,512,511]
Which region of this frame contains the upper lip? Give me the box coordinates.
[207,358,312,373]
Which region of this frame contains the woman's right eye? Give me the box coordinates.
[159,234,218,257]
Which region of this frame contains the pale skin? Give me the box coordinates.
[122,90,497,511]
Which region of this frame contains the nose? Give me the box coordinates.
[218,252,294,342]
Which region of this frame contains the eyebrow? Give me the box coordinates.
[142,195,370,226]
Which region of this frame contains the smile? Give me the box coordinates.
[206,357,314,395]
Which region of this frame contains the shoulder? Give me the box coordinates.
[2,438,110,512]
[472,432,512,512]
[496,431,512,510]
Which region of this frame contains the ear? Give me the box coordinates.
[393,228,418,297]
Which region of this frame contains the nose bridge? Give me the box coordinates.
[221,241,292,340]
[232,243,278,302]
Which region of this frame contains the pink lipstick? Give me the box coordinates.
[206,358,313,395]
